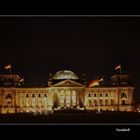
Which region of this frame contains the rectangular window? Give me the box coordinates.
[111,100,114,105]
[100,100,103,106]
[105,100,108,106]
[121,100,126,105]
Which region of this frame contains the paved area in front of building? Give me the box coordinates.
[0,111,140,124]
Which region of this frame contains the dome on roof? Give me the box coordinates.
[52,70,79,80]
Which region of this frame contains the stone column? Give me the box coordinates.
[116,88,120,111]
[0,93,1,112]
[76,89,79,108]
[0,91,2,108]
[20,94,22,112]
[48,89,53,112]
[29,92,32,112]
[23,93,25,112]
[84,90,88,108]
[129,88,133,104]
[70,89,72,109]
[15,91,19,113]
[64,90,66,109]
[18,93,21,112]
[2,92,4,108]
[129,88,134,111]
[34,92,37,111]
[57,90,60,109]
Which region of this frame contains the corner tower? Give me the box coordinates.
[111,73,134,111]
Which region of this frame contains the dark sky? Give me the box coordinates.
[0,16,140,97]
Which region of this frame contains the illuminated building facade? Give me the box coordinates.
[0,70,134,114]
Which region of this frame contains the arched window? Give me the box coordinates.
[88,93,91,97]
[6,94,12,99]
[44,94,47,97]
[105,93,108,97]
[121,92,127,98]
[100,93,102,97]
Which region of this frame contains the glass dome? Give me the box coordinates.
[52,70,79,80]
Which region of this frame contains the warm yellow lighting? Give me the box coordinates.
[111,108,114,111]
[4,64,11,69]
[115,65,121,70]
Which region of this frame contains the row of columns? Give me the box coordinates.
[51,88,85,109]
[52,89,77,108]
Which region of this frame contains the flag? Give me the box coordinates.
[115,65,121,70]
[4,64,11,69]
[19,78,24,82]
[88,80,99,87]
[99,78,103,82]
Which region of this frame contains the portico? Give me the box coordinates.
[50,79,85,110]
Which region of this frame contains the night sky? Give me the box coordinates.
[0,16,140,98]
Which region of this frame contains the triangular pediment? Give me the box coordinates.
[51,80,85,87]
